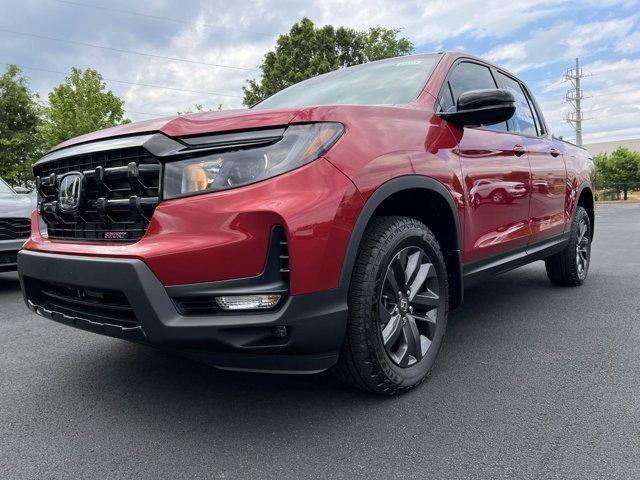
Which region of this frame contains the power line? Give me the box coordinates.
[589,67,640,76]
[583,111,640,121]
[40,100,177,118]
[557,110,640,138]
[0,27,260,72]
[543,91,625,100]
[3,62,244,98]
[39,97,175,118]
[49,0,222,29]
[47,0,276,39]
[541,66,640,99]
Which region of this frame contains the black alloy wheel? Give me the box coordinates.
[545,206,592,286]
[333,216,449,395]
[575,216,590,280]
[379,246,440,367]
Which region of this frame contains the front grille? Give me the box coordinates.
[0,218,30,240]
[34,146,161,242]
[35,280,139,329]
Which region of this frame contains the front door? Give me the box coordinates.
[438,60,532,263]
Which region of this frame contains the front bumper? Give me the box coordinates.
[18,250,348,373]
[26,157,363,296]
[0,239,26,272]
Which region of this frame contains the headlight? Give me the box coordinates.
[163,123,343,199]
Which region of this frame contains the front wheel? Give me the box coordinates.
[333,216,449,395]
[545,206,592,286]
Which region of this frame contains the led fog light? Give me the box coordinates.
[215,294,282,311]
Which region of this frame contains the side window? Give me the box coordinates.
[442,62,508,132]
[523,87,545,135]
[449,62,496,101]
[438,83,455,113]
[496,72,538,136]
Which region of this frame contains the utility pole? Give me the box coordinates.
[564,57,589,147]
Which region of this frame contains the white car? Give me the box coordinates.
[0,178,36,272]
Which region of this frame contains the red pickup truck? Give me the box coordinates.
[19,52,594,395]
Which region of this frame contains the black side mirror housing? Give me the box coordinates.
[438,89,516,127]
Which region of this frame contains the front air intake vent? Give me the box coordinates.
[31,279,139,329]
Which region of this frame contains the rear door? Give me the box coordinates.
[438,60,532,263]
[495,71,567,244]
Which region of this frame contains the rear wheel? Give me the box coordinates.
[545,206,592,286]
[333,216,449,395]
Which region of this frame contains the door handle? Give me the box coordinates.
[549,148,560,157]
[513,144,526,157]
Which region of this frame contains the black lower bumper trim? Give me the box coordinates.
[19,250,348,373]
[0,249,19,272]
[27,299,146,342]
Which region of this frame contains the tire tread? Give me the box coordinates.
[545,206,590,286]
[333,216,448,395]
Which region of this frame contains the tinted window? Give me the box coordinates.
[444,62,507,132]
[438,83,455,113]
[496,72,538,136]
[523,87,544,135]
[448,62,497,102]
[254,55,440,109]
[0,178,14,194]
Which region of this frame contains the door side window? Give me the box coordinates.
[440,62,508,132]
[496,72,538,136]
[438,82,456,113]
[523,87,545,135]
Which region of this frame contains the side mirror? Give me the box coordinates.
[438,89,515,127]
[14,186,31,194]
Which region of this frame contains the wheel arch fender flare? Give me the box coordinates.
[574,181,595,236]
[339,175,463,291]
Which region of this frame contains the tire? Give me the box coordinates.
[333,216,449,395]
[491,189,506,203]
[545,206,592,286]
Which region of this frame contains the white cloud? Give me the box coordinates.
[485,43,527,63]
[536,58,640,141]
[312,0,561,44]
[117,1,640,143]
[617,30,640,54]
[484,16,639,73]
[117,0,578,115]
[5,0,639,142]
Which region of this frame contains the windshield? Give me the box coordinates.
[253,54,441,109]
[0,178,14,194]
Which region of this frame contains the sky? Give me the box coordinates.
[2,0,639,144]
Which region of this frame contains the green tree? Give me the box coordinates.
[594,147,640,200]
[0,64,44,186]
[243,18,413,106]
[41,67,129,149]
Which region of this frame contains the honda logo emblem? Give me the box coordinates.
[58,172,83,213]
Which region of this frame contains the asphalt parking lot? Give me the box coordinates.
[1,203,639,479]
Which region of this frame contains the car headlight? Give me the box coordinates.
[163,123,344,199]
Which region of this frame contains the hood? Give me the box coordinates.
[49,107,306,153]
[0,192,37,218]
